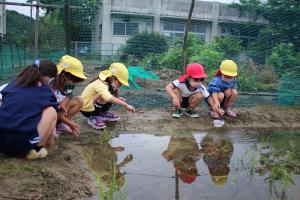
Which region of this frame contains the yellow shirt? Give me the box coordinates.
[81,79,113,112]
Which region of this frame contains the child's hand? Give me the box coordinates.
[215,101,220,109]
[69,121,80,138]
[119,97,127,102]
[217,108,225,116]
[224,89,232,97]
[125,104,135,113]
[212,105,224,116]
[212,104,218,112]
[172,97,181,109]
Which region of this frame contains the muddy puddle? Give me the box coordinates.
[81,129,300,200]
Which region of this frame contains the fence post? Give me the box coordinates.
[34,0,39,58]
[0,35,3,73]
[65,0,71,55]
[74,41,78,57]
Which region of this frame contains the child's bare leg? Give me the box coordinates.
[173,89,183,109]
[37,107,57,147]
[224,89,238,117]
[188,92,203,109]
[226,89,238,104]
[66,96,84,120]
[217,92,225,104]
[209,92,225,119]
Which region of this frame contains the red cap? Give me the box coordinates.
[175,163,198,184]
[178,171,197,184]
[178,63,207,81]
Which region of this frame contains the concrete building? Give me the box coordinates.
[0,2,6,39]
[92,0,268,56]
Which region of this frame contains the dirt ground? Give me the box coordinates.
[1,66,300,199]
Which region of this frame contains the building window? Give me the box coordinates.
[113,22,138,36]
[163,22,206,45]
[163,22,185,45]
[126,23,138,35]
[220,25,258,47]
[190,24,206,40]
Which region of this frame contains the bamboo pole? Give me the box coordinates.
[65,0,71,54]
[34,0,39,58]
[181,0,196,74]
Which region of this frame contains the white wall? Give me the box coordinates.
[92,0,268,56]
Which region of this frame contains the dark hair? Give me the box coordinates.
[64,72,85,83]
[16,59,57,87]
[39,60,57,78]
[106,76,118,96]
[50,70,84,92]
[16,65,41,87]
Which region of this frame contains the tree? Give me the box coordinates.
[266,43,299,74]
[5,10,35,48]
[29,0,101,41]
[231,0,300,51]
[122,32,168,60]
[209,36,243,58]
[39,10,65,52]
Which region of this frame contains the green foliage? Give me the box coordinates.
[96,162,127,200]
[5,10,35,47]
[190,48,224,72]
[232,0,300,51]
[266,43,299,75]
[40,10,65,52]
[159,47,183,70]
[236,132,298,199]
[139,53,162,69]
[103,128,112,142]
[122,32,168,60]
[159,33,223,71]
[210,36,243,58]
[38,0,101,41]
[237,71,259,92]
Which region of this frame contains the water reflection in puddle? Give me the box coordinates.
[82,130,300,200]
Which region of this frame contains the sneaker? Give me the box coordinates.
[209,111,220,119]
[56,123,72,134]
[225,108,237,118]
[172,108,183,118]
[26,147,48,160]
[185,109,199,118]
[87,117,106,129]
[100,111,120,122]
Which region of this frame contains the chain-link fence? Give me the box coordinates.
[0,0,299,105]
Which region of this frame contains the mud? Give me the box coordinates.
[0,140,96,200]
[1,66,300,199]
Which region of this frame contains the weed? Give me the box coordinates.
[96,162,127,200]
[103,128,112,142]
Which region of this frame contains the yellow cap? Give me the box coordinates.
[99,63,129,86]
[57,55,87,80]
[220,60,238,77]
[211,175,228,187]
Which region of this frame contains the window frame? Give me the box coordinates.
[113,22,139,36]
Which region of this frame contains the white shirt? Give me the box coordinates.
[53,89,72,103]
[0,83,8,106]
[172,80,210,98]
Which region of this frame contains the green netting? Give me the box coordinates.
[126,66,159,90]
[277,73,300,106]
